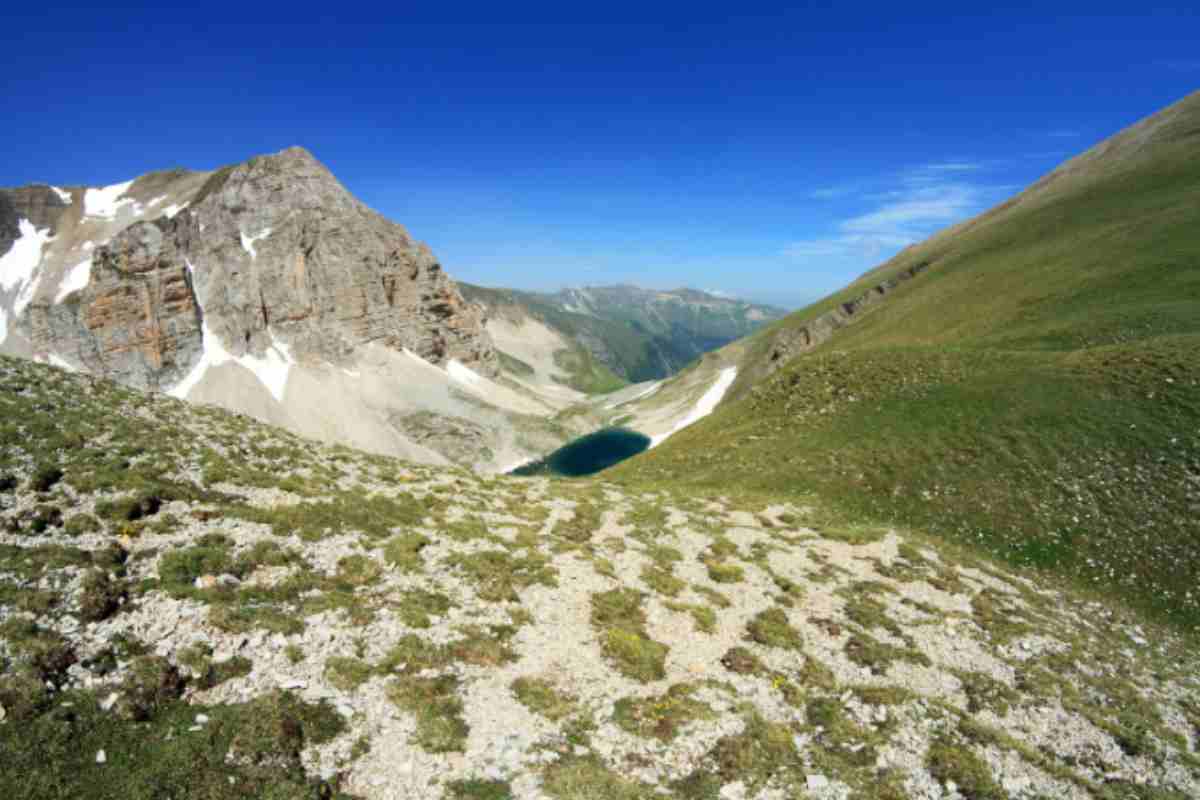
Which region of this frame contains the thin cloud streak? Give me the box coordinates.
[785,163,995,263]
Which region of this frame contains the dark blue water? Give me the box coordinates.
[511,427,651,477]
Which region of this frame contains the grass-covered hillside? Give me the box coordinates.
[3,355,1198,799]
[615,92,1200,629]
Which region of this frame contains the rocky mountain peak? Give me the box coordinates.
[10,147,497,395]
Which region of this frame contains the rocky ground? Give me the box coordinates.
[0,355,1197,799]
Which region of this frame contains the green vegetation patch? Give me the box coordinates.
[665,601,717,633]
[746,607,803,649]
[590,588,668,682]
[393,588,454,628]
[324,656,374,691]
[511,677,577,722]
[447,779,515,800]
[0,685,346,800]
[844,631,931,675]
[383,532,431,572]
[387,674,469,753]
[925,738,1007,800]
[445,548,557,602]
[613,683,714,741]
[704,559,745,584]
[677,710,801,795]
[542,755,655,800]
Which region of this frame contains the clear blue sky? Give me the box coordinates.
[3,3,1197,308]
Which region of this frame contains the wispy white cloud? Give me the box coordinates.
[785,165,994,263]
[918,160,984,172]
[809,182,862,200]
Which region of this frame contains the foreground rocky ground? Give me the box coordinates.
[0,356,1197,799]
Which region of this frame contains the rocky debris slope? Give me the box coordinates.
[1,355,1197,799]
[10,147,496,391]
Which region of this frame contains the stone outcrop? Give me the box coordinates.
[19,146,497,392]
[26,219,203,389]
[760,259,932,380]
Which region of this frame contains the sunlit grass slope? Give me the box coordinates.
[615,91,1200,627]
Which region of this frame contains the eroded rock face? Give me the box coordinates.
[26,219,202,389]
[761,260,932,380]
[21,147,496,391]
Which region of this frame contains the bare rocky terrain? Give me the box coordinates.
[1,355,1196,799]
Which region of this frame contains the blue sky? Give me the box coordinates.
[3,3,1198,308]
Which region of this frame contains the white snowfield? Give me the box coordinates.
[240,228,272,260]
[0,219,51,294]
[83,180,135,219]
[50,186,73,205]
[55,258,92,303]
[169,321,295,403]
[46,353,76,372]
[0,219,55,340]
[447,359,485,387]
[650,366,737,448]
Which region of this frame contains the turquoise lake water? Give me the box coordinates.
[510,428,651,477]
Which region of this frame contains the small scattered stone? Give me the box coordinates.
[194,575,218,590]
[195,713,209,724]
[806,774,829,790]
[95,750,107,764]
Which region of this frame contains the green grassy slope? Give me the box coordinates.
[615,91,1200,627]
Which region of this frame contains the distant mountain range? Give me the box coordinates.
[460,283,786,389]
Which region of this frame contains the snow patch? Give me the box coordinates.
[169,322,294,403]
[147,195,167,207]
[0,219,52,293]
[240,228,273,260]
[47,353,76,372]
[55,258,92,303]
[163,203,188,219]
[650,367,737,448]
[0,219,54,334]
[604,381,661,410]
[83,180,135,219]
[500,456,535,473]
[50,186,72,205]
[170,259,292,403]
[447,359,485,387]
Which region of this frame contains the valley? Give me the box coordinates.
[1,89,1199,800]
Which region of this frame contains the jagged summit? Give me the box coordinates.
[2,146,496,390]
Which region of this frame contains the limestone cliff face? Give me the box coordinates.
[17,146,496,391]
